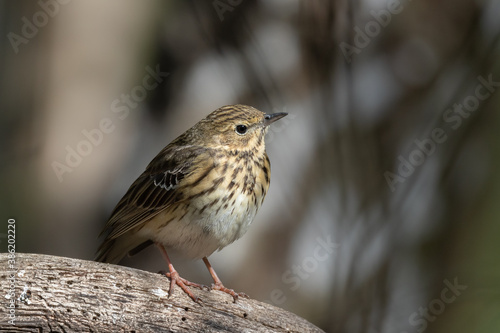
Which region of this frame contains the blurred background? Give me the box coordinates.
[1,0,500,332]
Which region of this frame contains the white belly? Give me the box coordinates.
[138,190,259,259]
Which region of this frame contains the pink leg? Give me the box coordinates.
[156,243,205,302]
[203,257,249,302]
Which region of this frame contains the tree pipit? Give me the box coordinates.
[96,104,287,302]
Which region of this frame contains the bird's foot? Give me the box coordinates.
[210,282,249,302]
[159,270,206,302]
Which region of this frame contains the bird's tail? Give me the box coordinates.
[95,232,152,264]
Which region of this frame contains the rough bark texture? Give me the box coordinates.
[0,253,324,332]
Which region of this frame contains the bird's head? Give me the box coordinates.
[192,104,287,152]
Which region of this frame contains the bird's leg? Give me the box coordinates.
[156,243,205,302]
[202,257,249,302]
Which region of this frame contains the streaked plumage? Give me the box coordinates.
[95,104,287,301]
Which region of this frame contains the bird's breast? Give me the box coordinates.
[142,154,270,259]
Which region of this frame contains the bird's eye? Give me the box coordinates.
[235,125,248,135]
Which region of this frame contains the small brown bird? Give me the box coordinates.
[96,104,287,302]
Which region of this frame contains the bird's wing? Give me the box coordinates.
[100,145,210,240]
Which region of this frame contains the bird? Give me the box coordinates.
[95,104,287,302]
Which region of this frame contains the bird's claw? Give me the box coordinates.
[210,282,249,302]
[159,270,204,302]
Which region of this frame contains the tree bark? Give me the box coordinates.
[0,253,324,332]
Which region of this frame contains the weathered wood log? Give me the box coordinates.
[0,253,324,332]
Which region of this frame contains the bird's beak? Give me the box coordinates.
[263,112,288,127]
